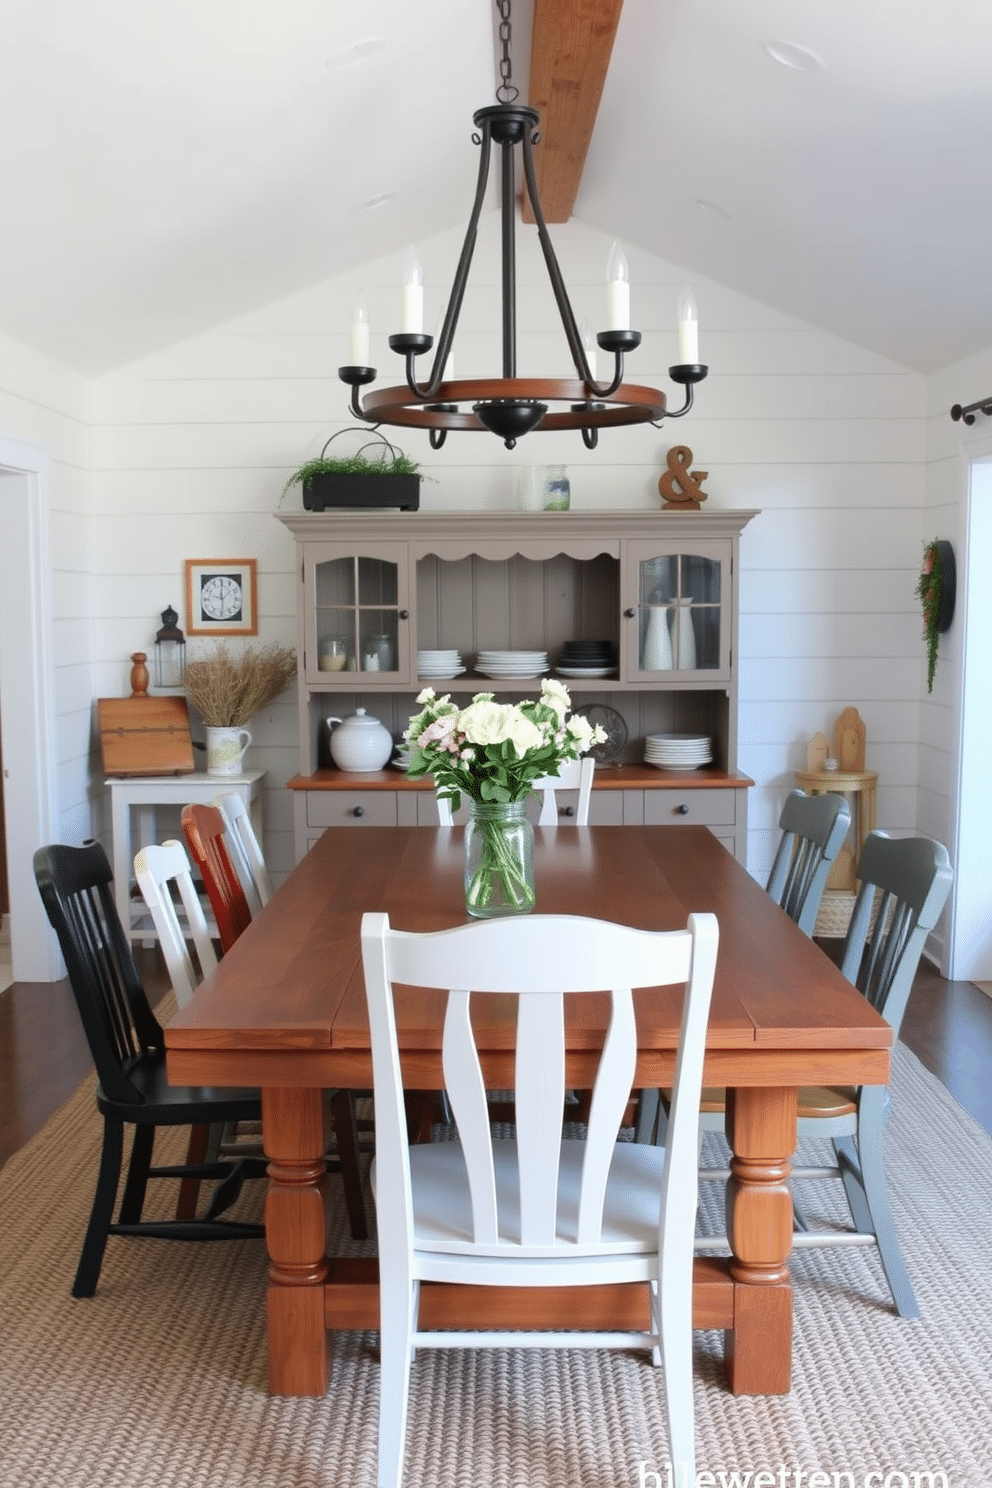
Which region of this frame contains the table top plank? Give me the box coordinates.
[167,826,889,1064]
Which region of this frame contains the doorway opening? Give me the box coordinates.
[0,436,61,983]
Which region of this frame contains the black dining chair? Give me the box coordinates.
[33,840,266,1298]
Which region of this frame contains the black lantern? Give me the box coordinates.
[154,605,186,688]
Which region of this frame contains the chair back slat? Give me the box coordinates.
[840,832,953,1035]
[442,989,500,1243]
[363,911,717,1257]
[181,803,253,952]
[514,993,567,1244]
[213,792,270,909]
[33,841,162,1105]
[576,987,638,1244]
[766,790,851,936]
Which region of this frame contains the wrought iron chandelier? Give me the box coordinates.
[339,0,708,450]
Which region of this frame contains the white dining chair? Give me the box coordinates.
[360,907,719,1488]
[214,791,272,909]
[134,839,217,1006]
[434,754,596,825]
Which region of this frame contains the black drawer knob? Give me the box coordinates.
[563,805,576,817]
[676,803,689,816]
[352,805,365,818]
[624,607,636,618]
[399,609,410,620]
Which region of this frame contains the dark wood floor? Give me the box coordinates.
[1,947,990,1171]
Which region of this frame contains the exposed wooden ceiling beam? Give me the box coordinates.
[523,0,625,224]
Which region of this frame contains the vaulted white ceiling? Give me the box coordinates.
[2,0,991,375]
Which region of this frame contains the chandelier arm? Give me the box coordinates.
[348,380,374,422]
[650,383,696,423]
[518,121,623,399]
[398,118,496,403]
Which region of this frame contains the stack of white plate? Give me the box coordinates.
[644,733,712,770]
[476,649,549,680]
[417,649,465,679]
[392,745,413,771]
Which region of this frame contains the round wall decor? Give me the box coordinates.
[935,539,956,633]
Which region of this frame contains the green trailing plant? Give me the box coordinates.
[914,539,943,693]
[281,450,422,499]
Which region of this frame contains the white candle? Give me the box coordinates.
[606,240,630,330]
[677,286,699,365]
[402,249,424,334]
[349,294,370,365]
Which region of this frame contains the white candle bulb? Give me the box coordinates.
[349,294,370,366]
[580,318,597,382]
[402,249,424,334]
[606,240,630,330]
[677,286,699,365]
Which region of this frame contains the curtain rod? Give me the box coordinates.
[950,397,992,425]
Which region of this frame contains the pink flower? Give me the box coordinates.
[419,715,458,747]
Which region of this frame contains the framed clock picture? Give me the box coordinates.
[185,558,258,636]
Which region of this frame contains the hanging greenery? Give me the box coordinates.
[914,540,943,693]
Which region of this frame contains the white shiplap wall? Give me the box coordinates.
[89,215,929,885]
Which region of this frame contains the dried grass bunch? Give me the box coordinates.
[183,641,296,727]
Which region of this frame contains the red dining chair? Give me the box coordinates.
[181,802,368,1239]
[181,803,253,954]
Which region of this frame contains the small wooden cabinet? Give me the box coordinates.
[278,509,758,863]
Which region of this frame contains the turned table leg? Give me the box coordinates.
[724,1085,796,1394]
[262,1086,332,1397]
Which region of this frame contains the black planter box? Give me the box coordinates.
[302,473,420,512]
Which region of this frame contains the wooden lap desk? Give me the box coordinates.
[165,825,890,1399]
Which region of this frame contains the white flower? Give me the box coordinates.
[415,687,436,705]
[458,699,514,747]
[540,677,571,718]
[505,713,545,757]
[566,714,594,746]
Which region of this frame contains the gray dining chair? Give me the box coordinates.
[697,830,953,1318]
[636,787,851,1143]
[766,788,852,936]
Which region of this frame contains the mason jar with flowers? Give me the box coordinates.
[404,679,606,917]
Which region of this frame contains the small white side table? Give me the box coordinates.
[106,770,266,942]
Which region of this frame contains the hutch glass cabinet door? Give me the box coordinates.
[622,540,730,682]
[303,543,411,686]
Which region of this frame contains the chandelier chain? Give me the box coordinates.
[496,0,518,103]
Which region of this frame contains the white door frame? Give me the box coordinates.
[0,434,62,981]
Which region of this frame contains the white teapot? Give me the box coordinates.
[326,708,394,772]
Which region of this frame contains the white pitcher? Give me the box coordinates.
[205,726,252,776]
[642,605,673,671]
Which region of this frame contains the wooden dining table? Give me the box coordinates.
[165,823,891,1400]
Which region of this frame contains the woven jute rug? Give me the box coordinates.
[1,1044,988,1488]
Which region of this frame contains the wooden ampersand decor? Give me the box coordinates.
[658,445,708,508]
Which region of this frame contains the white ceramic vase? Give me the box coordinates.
[515,466,544,512]
[642,606,673,671]
[673,598,697,670]
[205,726,252,776]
